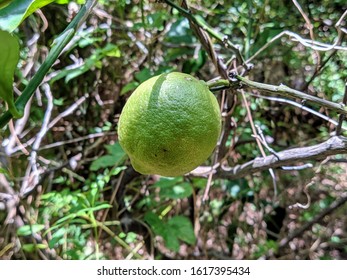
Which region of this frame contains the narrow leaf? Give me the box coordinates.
[0,0,11,9]
[0,29,21,118]
[22,243,47,252]
[17,224,45,236]
[0,0,55,32]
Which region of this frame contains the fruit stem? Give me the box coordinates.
[206,79,231,92]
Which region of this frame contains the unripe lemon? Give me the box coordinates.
[118,72,221,177]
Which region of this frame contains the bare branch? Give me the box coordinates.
[209,136,347,180]
[21,83,54,196]
[246,30,347,64]
[235,75,347,114]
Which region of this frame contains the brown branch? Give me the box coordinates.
[208,136,347,180]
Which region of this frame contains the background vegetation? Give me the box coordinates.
[0,0,346,260]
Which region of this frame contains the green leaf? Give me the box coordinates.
[144,212,180,250]
[134,68,152,83]
[120,81,139,96]
[48,227,66,248]
[90,142,126,171]
[52,43,121,83]
[154,177,181,185]
[49,203,111,231]
[168,216,196,245]
[17,224,45,236]
[144,212,194,252]
[0,30,21,118]
[0,167,9,176]
[55,0,85,5]
[182,49,206,74]
[144,212,165,234]
[105,142,125,157]
[0,0,55,32]
[166,18,194,44]
[162,229,180,252]
[154,178,193,199]
[147,12,167,31]
[124,232,137,243]
[99,43,121,57]
[0,0,11,9]
[163,183,193,199]
[22,243,47,252]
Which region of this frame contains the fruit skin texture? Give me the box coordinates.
[118,72,221,177]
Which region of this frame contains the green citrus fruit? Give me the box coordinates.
[117,72,221,177]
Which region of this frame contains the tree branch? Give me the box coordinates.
[235,75,347,114]
[209,136,347,180]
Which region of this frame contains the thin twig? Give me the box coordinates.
[288,159,328,210]
[240,91,266,160]
[38,132,116,151]
[48,94,88,129]
[20,83,54,197]
[98,170,125,238]
[8,119,29,156]
[254,125,278,199]
[299,6,347,90]
[292,0,321,66]
[239,88,279,198]
[4,97,32,155]
[246,29,347,64]
[300,48,339,91]
[279,192,347,248]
